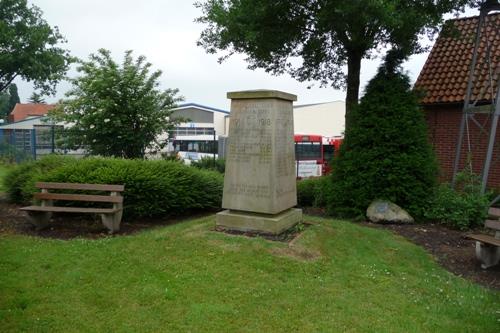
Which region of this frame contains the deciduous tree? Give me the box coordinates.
[0,0,72,94]
[196,0,477,125]
[50,49,183,159]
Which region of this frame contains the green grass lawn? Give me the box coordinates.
[1,216,499,332]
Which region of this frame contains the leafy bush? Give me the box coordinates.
[5,156,223,219]
[489,190,500,208]
[314,176,331,208]
[191,157,225,173]
[424,185,489,230]
[4,154,73,204]
[328,58,437,219]
[297,176,330,208]
[297,178,316,206]
[424,170,489,230]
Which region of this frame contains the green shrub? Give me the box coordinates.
[5,156,223,219]
[314,176,330,207]
[297,176,330,208]
[297,178,316,206]
[328,58,437,219]
[424,185,489,230]
[0,142,32,164]
[4,154,73,204]
[191,157,225,173]
[424,170,489,230]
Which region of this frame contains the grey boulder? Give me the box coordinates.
[366,200,414,224]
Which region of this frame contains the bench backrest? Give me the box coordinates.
[34,182,124,204]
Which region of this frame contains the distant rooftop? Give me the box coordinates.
[9,103,56,122]
[175,103,229,114]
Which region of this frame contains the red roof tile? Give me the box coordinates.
[9,103,56,122]
[415,13,499,105]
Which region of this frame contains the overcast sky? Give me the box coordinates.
[15,1,479,110]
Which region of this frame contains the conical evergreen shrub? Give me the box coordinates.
[328,60,438,219]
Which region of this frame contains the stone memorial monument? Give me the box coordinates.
[216,90,302,234]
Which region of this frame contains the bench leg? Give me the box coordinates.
[101,212,122,234]
[27,211,52,231]
[475,241,500,269]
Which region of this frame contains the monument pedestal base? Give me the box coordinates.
[216,208,302,235]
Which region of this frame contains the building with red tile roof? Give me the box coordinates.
[9,103,56,123]
[415,13,499,188]
[415,13,499,104]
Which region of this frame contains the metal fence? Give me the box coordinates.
[0,125,62,162]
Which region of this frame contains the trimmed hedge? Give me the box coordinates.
[297,176,330,208]
[5,155,223,219]
[4,155,74,204]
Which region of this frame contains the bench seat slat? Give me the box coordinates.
[34,192,123,203]
[488,207,500,219]
[20,206,121,214]
[467,233,500,246]
[35,182,124,192]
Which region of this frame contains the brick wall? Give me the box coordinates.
[424,104,500,189]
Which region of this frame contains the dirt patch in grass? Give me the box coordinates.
[270,245,321,262]
[0,196,214,240]
[214,222,312,243]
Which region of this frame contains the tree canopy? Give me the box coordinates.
[0,84,20,121]
[196,0,478,118]
[0,0,72,94]
[50,49,183,159]
[0,91,10,121]
[28,92,46,104]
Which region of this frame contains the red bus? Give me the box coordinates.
[294,134,343,178]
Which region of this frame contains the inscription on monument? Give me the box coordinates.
[222,96,297,214]
[216,89,302,235]
[226,103,273,166]
[226,184,271,198]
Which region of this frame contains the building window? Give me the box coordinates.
[14,129,31,151]
[172,140,218,154]
[171,127,215,137]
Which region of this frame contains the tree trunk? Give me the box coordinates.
[345,54,362,131]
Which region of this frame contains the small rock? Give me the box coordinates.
[366,200,414,224]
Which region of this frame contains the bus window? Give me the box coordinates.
[295,142,321,160]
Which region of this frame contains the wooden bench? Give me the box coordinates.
[20,182,125,234]
[467,207,500,269]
